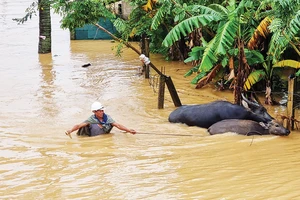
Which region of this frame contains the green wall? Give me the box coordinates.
[74,18,117,40]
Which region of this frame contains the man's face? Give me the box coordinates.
[94,109,104,117]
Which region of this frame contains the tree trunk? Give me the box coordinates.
[234,39,250,104]
[168,39,186,61]
[265,80,276,105]
[38,0,51,54]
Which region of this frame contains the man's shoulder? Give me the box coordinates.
[105,114,115,123]
[85,114,97,123]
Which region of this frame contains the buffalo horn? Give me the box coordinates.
[241,93,260,107]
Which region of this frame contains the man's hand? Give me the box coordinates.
[129,129,136,134]
[65,130,72,139]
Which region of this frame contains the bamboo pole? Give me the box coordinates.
[94,23,182,107]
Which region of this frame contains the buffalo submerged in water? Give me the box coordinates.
[168,97,273,129]
[207,119,290,136]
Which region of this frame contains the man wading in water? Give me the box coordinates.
[65,101,136,138]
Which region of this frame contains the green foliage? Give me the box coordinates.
[184,46,204,63]
[162,0,262,89]
[162,14,220,47]
[111,42,124,57]
[289,10,300,35]
[244,69,266,91]
[151,1,172,30]
[113,17,134,40]
[112,1,170,55]
[191,71,207,84]
[241,0,300,93]
[52,0,116,30]
[184,64,201,77]
[12,1,38,24]
[196,37,218,73]
[214,20,238,56]
[148,28,169,55]
[257,0,300,64]
[273,60,300,68]
[244,50,265,65]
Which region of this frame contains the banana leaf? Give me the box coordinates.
[244,69,266,91]
[273,60,300,69]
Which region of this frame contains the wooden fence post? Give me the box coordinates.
[158,69,166,109]
[165,76,182,107]
[286,75,295,130]
[141,35,150,78]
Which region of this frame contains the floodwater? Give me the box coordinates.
[1,1,300,199]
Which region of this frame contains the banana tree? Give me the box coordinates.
[244,0,300,104]
[244,60,300,104]
[162,0,262,104]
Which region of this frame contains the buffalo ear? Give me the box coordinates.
[259,122,268,129]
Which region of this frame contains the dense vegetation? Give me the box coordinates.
[17,0,300,104]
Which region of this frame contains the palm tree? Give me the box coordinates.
[38,0,51,53]
[13,0,52,54]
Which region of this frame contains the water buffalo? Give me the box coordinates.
[207,119,290,136]
[168,96,273,129]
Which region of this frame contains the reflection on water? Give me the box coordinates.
[0,1,300,199]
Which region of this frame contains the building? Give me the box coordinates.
[72,1,132,40]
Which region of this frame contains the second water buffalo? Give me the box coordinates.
[168,99,273,129]
[207,119,290,136]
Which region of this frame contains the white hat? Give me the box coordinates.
[91,101,104,111]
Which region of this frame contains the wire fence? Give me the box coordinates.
[147,72,300,106]
[144,69,300,130]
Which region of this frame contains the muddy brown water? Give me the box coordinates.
[1,1,300,199]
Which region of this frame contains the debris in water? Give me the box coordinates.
[82,63,91,68]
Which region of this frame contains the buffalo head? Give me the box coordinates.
[241,94,273,122]
[259,120,290,136]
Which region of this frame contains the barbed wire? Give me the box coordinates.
[147,73,160,93]
[145,69,300,110]
[143,69,300,129]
